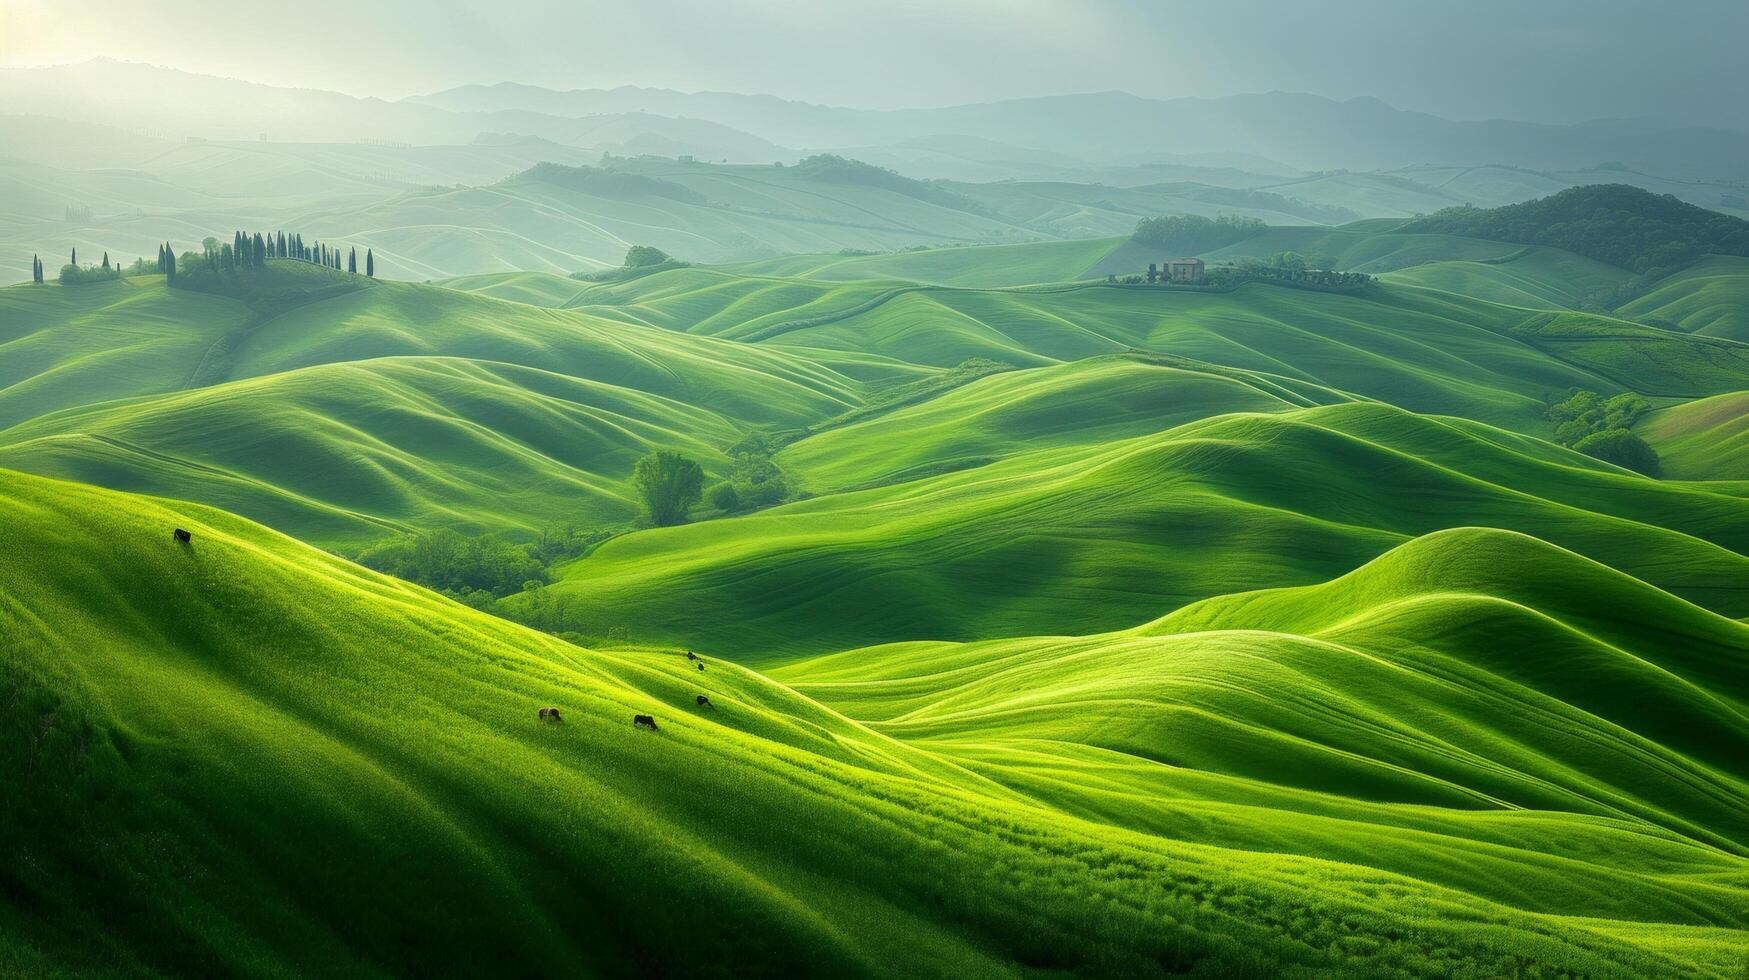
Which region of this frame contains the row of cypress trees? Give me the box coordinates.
[28,236,375,284]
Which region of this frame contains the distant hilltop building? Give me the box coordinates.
[678,154,695,163]
[1165,258,1205,284]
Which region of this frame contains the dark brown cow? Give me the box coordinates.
[173,528,192,544]
[633,714,659,731]
[697,662,705,671]
[538,706,563,722]
[685,651,698,661]
[695,695,713,708]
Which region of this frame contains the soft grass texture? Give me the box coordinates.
[1616,255,1749,342]
[1639,389,1749,482]
[0,357,741,546]
[529,402,1749,657]
[4,469,1746,977]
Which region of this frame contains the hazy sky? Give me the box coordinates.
[4,0,1744,127]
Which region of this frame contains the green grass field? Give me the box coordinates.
[6,470,1746,977]
[1617,256,1749,342]
[1639,389,1749,482]
[4,221,1749,976]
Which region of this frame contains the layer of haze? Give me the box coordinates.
[3,0,1746,128]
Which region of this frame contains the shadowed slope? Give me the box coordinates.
[0,357,742,545]
[12,471,1744,976]
[1617,256,1749,342]
[529,403,1749,657]
[781,353,1350,492]
[776,530,1749,941]
[1639,390,1749,483]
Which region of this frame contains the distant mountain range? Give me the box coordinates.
[5,60,1748,181]
[411,82,1749,179]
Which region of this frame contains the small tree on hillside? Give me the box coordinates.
[632,450,705,526]
[1572,429,1660,476]
[623,245,671,268]
[366,248,374,277]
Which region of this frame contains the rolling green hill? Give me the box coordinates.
[524,402,1749,657]
[1639,390,1749,482]
[0,357,743,546]
[1616,255,1749,342]
[701,277,1745,431]
[1381,246,1633,309]
[8,192,1749,978]
[0,276,251,429]
[775,529,1749,931]
[7,470,1747,977]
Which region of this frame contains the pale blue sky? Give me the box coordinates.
[3,0,1743,127]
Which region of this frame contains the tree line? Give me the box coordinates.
[29,233,375,286]
[1131,213,1266,253]
[1402,184,1749,275]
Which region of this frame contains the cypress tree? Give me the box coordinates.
[102,252,110,270]
[366,248,374,277]
[71,247,76,266]
[347,247,356,274]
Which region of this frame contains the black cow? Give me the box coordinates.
[538,706,563,722]
[697,662,705,671]
[173,528,192,544]
[633,714,659,731]
[686,651,698,661]
[695,695,713,708]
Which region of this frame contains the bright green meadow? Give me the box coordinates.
[4,203,1749,977]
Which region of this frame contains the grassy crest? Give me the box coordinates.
[526,402,1749,656]
[6,220,1749,975]
[6,470,1746,977]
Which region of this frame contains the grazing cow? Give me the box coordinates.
[633,714,659,731]
[538,706,563,722]
[695,695,713,707]
[697,662,705,671]
[173,528,192,544]
[686,651,698,661]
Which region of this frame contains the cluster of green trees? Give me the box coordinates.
[1131,213,1265,253]
[162,231,373,286]
[1546,390,1660,475]
[355,529,552,601]
[53,247,124,284]
[632,450,706,526]
[35,232,376,288]
[709,434,791,514]
[1208,252,1373,290]
[1403,184,1749,274]
[573,245,690,283]
[57,262,121,285]
[792,154,986,213]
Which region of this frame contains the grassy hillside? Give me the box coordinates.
[221,278,884,427]
[0,357,743,546]
[776,529,1749,934]
[6,469,1746,977]
[435,270,594,307]
[525,403,1749,657]
[716,279,1747,431]
[0,276,250,428]
[1639,390,1749,482]
[780,353,1348,491]
[722,237,1127,288]
[1616,255,1749,341]
[1381,246,1633,309]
